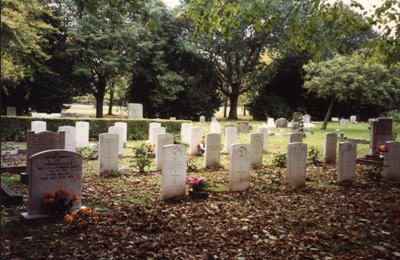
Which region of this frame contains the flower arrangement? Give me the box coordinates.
[188,177,209,193]
[64,206,99,229]
[43,189,79,215]
[196,138,205,155]
[375,144,389,154]
[146,143,155,153]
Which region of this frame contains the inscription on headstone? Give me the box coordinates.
[229,144,251,191]
[161,145,187,201]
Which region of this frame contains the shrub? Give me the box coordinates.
[272,153,287,167]
[308,146,322,166]
[76,147,98,160]
[363,167,383,182]
[131,143,151,173]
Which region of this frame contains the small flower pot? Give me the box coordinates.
[189,190,209,199]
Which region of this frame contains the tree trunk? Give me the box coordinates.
[108,88,114,115]
[223,96,228,118]
[95,78,107,118]
[228,94,239,119]
[321,97,335,130]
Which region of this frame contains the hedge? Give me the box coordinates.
[0,117,190,142]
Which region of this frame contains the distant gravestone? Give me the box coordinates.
[224,127,238,153]
[6,106,16,116]
[339,118,350,125]
[303,114,311,124]
[289,133,303,143]
[190,126,203,155]
[169,117,176,120]
[199,116,206,123]
[267,118,276,128]
[211,117,217,122]
[337,142,356,182]
[75,121,89,148]
[292,112,302,122]
[156,133,174,171]
[257,126,269,152]
[237,122,250,134]
[127,103,143,118]
[161,145,187,201]
[98,133,119,175]
[331,117,339,122]
[210,121,221,134]
[108,126,124,155]
[58,126,76,152]
[21,150,82,220]
[287,142,307,188]
[114,122,128,144]
[382,141,400,180]
[229,144,251,191]
[148,122,162,145]
[369,117,393,155]
[181,123,192,144]
[31,121,47,133]
[250,133,263,167]
[350,115,357,124]
[275,118,288,128]
[324,133,337,164]
[291,122,301,131]
[205,133,221,167]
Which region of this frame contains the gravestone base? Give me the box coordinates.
[20,212,51,222]
[20,172,28,184]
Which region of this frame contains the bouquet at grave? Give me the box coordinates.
[197,138,205,155]
[187,177,209,193]
[43,189,79,215]
[146,143,155,153]
[375,144,389,154]
[64,206,99,230]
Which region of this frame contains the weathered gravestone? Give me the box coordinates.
[339,118,350,125]
[31,121,47,133]
[292,112,302,122]
[324,133,337,164]
[267,118,276,128]
[337,141,356,182]
[224,126,238,153]
[108,126,124,155]
[350,115,357,124]
[303,114,311,124]
[205,133,221,168]
[229,144,251,191]
[369,117,393,155]
[58,126,76,152]
[161,145,187,201]
[287,142,307,188]
[127,103,143,118]
[210,121,221,134]
[291,122,301,131]
[156,133,174,171]
[275,118,288,128]
[289,133,303,143]
[257,126,269,152]
[211,117,217,122]
[181,123,192,144]
[98,133,119,175]
[199,116,206,123]
[148,122,162,145]
[6,106,16,116]
[170,117,176,120]
[331,117,339,122]
[190,126,203,155]
[75,121,89,148]
[114,122,128,144]
[237,121,250,134]
[21,150,82,220]
[250,133,263,167]
[382,141,400,180]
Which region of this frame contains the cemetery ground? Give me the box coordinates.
[1,122,400,259]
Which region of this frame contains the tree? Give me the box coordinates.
[303,54,400,129]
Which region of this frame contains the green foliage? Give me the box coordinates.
[272,153,287,168]
[307,146,322,166]
[266,170,283,189]
[363,167,383,182]
[76,147,98,160]
[187,158,198,172]
[131,144,151,173]
[0,117,187,141]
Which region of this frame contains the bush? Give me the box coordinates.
[76,148,98,160]
[307,146,322,166]
[272,153,287,168]
[363,167,383,182]
[0,117,188,141]
[131,143,151,173]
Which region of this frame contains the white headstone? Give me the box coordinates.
[148,122,162,145]
[156,133,174,171]
[337,142,356,182]
[58,126,76,152]
[382,141,400,180]
[324,133,337,164]
[350,115,357,124]
[190,126,203,155]
[205,133,221,167]
[211,117,217,122]
[169,117,176,120]
[210,121,221,134]
[303,114,311,124]
[199,116,206,123]
[108,126,124,155]
[161,145,187,201]
[21,150,82,220]
[287,142,307,188]
[6,106,16,116]
[229,144,251,191]
[250,133,263,167]
[75,121,89,148]
[224,126,238,153]
[267,118,275,128]
[98,133,119,175]
[257,126,269,152]
[339,118,350,125]
[150,127,166,146]
[181,123,192,144]
[331,117,339,122]
[31,121,47,133]
[114,122,127,144]
[127,103,143,118]
[289,133,303,143]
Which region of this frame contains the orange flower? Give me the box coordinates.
[72,194,80,201]
[83,208,92,215]
[77,220,88,229]
[71,211,77,218]
[47,198,55,205]
[59,188,70,198]
[44,192,56,199]
[64,214,73,224]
